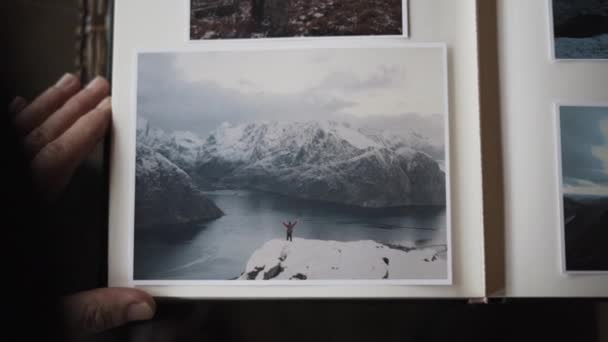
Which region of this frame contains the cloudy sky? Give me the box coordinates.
[137,47,446,141]
[561,106,608,196]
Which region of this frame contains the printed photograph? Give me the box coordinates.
[134,46,449,282]
[559,105,608,272]
[190,0,405,39]
[551,0,608,59]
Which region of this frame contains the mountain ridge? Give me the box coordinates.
[195,120,446,207]
[137,119,446,208]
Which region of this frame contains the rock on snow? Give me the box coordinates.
[239,238,447,280]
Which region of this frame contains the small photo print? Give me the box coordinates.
[551,0,608,59]
[190,0,406,39]
[134,45,450,284]
[558,105,608,272]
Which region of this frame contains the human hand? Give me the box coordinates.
[62,287,156,337]
[10,73,111,199]
[10,73,156,337]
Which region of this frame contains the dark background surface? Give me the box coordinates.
[1,1,607,341]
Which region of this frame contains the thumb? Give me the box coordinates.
[62,287,156,336]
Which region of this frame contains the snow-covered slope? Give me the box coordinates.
[195,121,446,207]
[200,121,379,164]
[137,118,203,172]
[238,238,447,280]
[135,138,223,228]
[361,127,444,160]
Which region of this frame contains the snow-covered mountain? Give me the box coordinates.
[136,119,446,208]
[135,123,223,228]
[137,118,203,172]
[194,121,446,207]
[360,127,444,161]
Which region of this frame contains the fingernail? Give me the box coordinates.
[97,97,112,111]
[126,302,154,322]
[86,76,108,91]
[56,73,77,89]
[9,96,27,114]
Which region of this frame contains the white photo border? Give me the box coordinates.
[128,42,452,289]
[185,0,410,42]
[553,101,608,275]
[547,0,608,62]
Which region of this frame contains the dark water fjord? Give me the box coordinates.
[134,190,447,280]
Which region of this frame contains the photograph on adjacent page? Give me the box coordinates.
[190,0,407,39]
[550,0,608,59]
[558,105,608,272]
[134,45,450,284]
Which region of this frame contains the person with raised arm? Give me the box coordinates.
[282,220,298,241]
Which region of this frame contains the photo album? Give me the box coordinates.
[108,0,608,298]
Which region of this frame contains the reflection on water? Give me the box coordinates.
[134,190,447,280]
